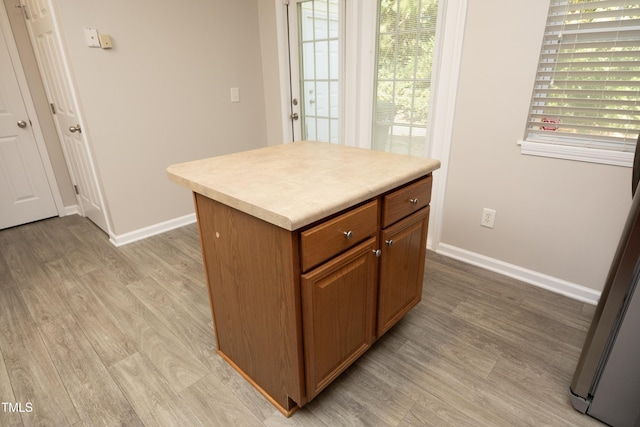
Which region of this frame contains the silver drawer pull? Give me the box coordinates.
[343,230,354,240]
[385,239,394,247]
[409,198,419,205]
[372,249,381,257]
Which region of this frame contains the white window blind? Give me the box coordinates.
[526,0,640,154]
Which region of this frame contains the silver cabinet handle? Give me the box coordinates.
[385,239,394,247]
[343,230,354,240]
[409,198,419,205]
[69,124,82,133]
[372,249,381,257]
[17,120,27,128]
[290,112,299,120]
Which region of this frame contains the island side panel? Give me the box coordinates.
[194,193,305,411]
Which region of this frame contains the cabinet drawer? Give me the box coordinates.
[381,175,432,228]
[300,200,378,272]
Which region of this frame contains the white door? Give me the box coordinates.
[288,0,342,143]
[0,14,57,229]
[19,0,109,233]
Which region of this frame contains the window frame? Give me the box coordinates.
[521,0,640,168]
[370,0,441,157]
[518,139,635,166]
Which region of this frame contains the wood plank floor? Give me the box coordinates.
[0,215,604,426]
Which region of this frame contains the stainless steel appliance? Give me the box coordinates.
[570,137,640,426]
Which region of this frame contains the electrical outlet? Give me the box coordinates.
[481,208,496,229]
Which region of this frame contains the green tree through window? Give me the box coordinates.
[372,0,439,156]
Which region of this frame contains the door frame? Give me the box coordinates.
[280,0,370,146]
[275,0,468,251]
[18,0,111,235]
[0,3,64,216]
[287,0,346,144]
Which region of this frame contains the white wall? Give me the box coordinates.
[440,0,632,293]
[53,0,268,236]
[50,0,633,293]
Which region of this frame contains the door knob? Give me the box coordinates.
[17,120,27,128]
[290,112,299,120]
[69,124,82,133]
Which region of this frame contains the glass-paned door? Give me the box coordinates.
[372,0,439,156]
[289,0,342,143]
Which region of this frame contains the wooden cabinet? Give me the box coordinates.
[381,175,432,228]
[193,174,432,417]
[300,201,379,272]
[301,237,378,400]
[299,201,379,400]
[377,175,432,336]
[378,207,429,335]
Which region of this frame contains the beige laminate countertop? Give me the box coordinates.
[167,141,440,231]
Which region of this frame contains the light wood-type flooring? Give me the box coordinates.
[0,215,604,426]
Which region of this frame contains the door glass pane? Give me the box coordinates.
[316,81,329,116]
[372,0,439,156]
[298,0,340,144]
[330,119,339,144]
[314,41,329,80]
[302,43,315,79]
[306,117,317,140]
[317,118,330,141]
[330,81,339,117]
[329,40,339,79]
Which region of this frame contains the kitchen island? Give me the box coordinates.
[167,141,440,416]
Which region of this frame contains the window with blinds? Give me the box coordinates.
[525,0,640,155]
[371,0,439,156]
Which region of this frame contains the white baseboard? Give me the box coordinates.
[107,219,601,304]
[435,243,601,305]
[109,213,197,247]
[62,205,80,216]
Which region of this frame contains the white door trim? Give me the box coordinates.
[278,0,378,148]
[277,0,294,143]
[343,0,376,149]
[285,0,345,144]
[0,3,64,216]
[425,0,468,251]
[21,0,112,235]
[276,0,468,251]
[47,0,110,233]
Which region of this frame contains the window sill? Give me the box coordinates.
[518,140,634,168]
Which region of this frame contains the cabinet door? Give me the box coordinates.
[301,237,378,400]
[378,207,430,336]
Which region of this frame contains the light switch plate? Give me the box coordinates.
[230,87,240,103]
[84,27,100,48]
